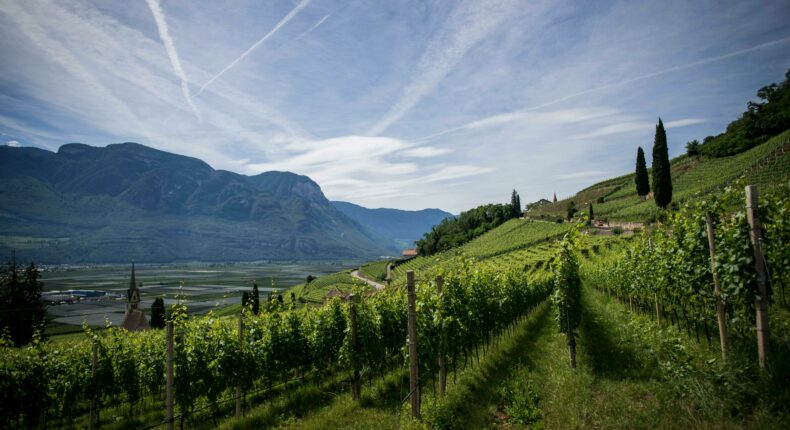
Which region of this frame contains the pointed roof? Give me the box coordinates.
[129,262,137,291]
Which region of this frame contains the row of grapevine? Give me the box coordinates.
[551,225,582,368]
[583,185,789,364]
[0,262,551,428]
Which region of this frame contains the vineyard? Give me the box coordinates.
[0,261,552,429]
[358,260,392,282]
[583,185,790,362]
[289,271,359,303]
[387,220,571,287]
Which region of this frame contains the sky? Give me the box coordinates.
[1,0,789,213]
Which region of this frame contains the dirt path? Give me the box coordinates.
[350,270,385,290]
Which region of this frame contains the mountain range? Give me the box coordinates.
[332,201,452,251]
[0,142,448,264]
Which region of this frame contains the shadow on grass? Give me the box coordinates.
[578,287,658,381]
[426,303,552,429]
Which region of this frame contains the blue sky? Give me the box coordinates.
[1,0,789,212]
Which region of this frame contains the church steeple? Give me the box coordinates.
[121,262,149,331]
[129,262,137,291]
[126,262,141,311]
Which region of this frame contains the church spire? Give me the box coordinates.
[129,262,137,291]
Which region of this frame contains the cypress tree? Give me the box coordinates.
[510,189,521,218]
[150,297,166,328]
[589,204,594,220]
[252,282,260,315]
[651,118,673,208]
[635,147,650,199]
[242,291,249,310]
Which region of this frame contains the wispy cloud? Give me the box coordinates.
[145,0,201,120]
[420,37,790,143]
[401,147,451,158]
[198,0,311,94]
[5,140,21,147]
[245,135,489,204]
[665,118,706,128]
[555,170,607,180]
[366,0,522,135]
[2,0,789,212]
[572,117,705,140]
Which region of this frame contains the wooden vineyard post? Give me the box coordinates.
[436,275,446,396]
[745,185,770,370]
[236,314,243,418]
[349,294,361,400]
[166,321,174,430]
[705,213,729,361]
[89,341,98,430]
[407,271,420,418]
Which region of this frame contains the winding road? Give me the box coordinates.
[350,270,386,290]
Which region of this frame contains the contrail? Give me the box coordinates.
[293,14,330,41]
[199,0,311,94]
[145,0,201,120]
[366,0,521,136]
[417,35,790,142]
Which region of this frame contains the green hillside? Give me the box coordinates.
[530,129,790,222]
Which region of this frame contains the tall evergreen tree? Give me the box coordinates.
[651,118,673,208]
[588,204,594,220]
[510,189,521,218]
[242,291,250,309]
[635,146,650,199]
[0,258,46,346]
[150,297,166,328]
[252,282,260,315]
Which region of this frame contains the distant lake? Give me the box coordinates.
[41,260,360,328]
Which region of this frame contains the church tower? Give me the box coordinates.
[121,262,149,331]
[127,263,141,311]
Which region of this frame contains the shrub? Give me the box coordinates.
[612,226,624,235]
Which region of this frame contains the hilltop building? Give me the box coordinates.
[525,198,552,212]
[402,249,418,258]
[121,263,149,331]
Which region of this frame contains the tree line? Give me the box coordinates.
[416,190,522,255]
[697,68,790,157]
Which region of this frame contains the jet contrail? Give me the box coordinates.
[417,35,790,142]
[198,0,311,94]
[294,14,330,41]
[145,0,201,120]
